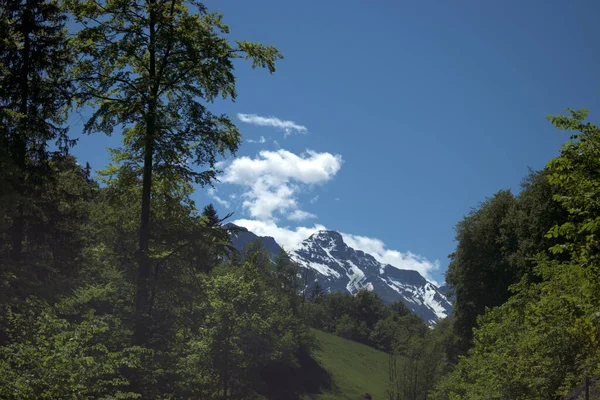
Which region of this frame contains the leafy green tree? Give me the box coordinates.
[389,300,412,318]
[546,109,600,266]
[0,296,145,399]
[94,156,231,335]
[354,290,388,327]
[67,0,282,343]
[445,172,567,357]
[505,169,568,278]
[445,190,517,354]
[432,110,600,399]
[177,249,309,399]
[432,261,599,400]
[370,316,399,351]
[0,0,74,262]
[387,314,440,400]
[335,313,357,340]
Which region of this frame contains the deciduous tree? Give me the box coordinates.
[67,0,282,343]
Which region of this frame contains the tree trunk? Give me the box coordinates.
[10,0,32,262]
[133,132,153,344]
[133,2,157,345]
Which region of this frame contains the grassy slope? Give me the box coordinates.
[304,329,390,400]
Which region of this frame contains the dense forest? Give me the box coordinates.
[1,0,600,398]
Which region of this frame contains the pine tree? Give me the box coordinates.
[0,0,74,261]
[201,203,220,227]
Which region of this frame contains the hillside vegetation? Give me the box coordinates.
[1,0,600,396]
[305,329,390,400]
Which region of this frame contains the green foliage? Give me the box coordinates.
[546,109,600,266]
[334,314,357,340]
[306,289,392,345]
[445,190,518,355]
[0,0,74,161]
[0,297,145,399]
[176,245,312,399]
[0,155,97,304]
[433,109,600,399]
[66,0,282,193]
[305,329,390,400]
[433,261,600,399]
[446,169,567,356]
[66,0,282,344]
[0,0,75,263]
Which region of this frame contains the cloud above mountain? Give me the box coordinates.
[341,233,440,284]
[220,116,438,283]
[221,149,342,221]
[232,219,440,283]
[233,219,327,251]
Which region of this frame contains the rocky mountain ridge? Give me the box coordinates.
[227,224,452,323]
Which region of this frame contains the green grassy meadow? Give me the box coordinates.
[302,329,390,400]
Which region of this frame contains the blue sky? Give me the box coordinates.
[69,0,600,284]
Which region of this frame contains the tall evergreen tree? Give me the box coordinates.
[67,0,282,344]
[0,0,74,262]
[201,203,221,227]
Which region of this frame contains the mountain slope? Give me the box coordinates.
[293,230,452,323]
[225,223,282,259]
[227,224,452,323]
[301,329,390,400]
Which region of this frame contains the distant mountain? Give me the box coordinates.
[292,230,451,323]
[227,224,452,323]
[437,285,454,302]
[225,223,282,259]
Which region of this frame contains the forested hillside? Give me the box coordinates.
[1,0,600,398]
[430,110,600,399]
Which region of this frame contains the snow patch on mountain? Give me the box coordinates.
[227,225,452,324]
[291,230,452,323]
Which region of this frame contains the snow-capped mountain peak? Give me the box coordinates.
[227,224,452,324]
[292,230,452,323]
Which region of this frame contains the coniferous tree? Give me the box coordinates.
[0,0,74,262]
[201,203,221,227]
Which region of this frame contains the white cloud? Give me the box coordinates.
[232,219,440,283]
[237,113,308,137]
[221,149,342,222]
[223,149,342,186]
[247,136,266,144]
[341,233,440,284]
[310,195,319,204]
[289,210,317,221]
[233,219,326,251]
[208,188,230,208]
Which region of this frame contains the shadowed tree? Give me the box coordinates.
[66,0,282,344]
[0,0,73,262]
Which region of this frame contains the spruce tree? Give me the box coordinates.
[201,203,220,227]
[0,0,74,261]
